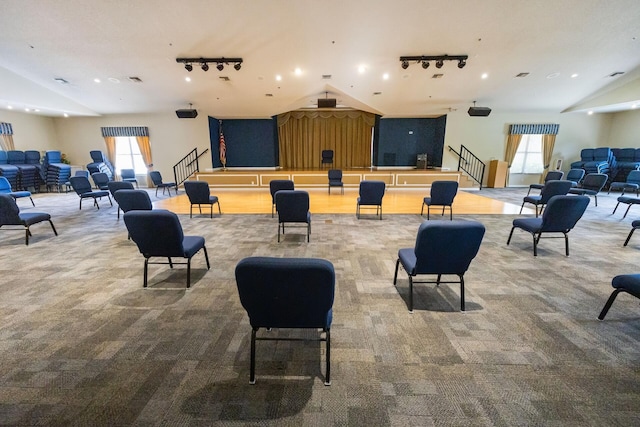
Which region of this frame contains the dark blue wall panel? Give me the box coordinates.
[376,116,446,167]
[209,117,277,167]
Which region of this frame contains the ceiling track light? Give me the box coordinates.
[176,57,243,72]
[399,54,468,70]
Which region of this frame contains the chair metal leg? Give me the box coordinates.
[48,220,58,236]
[564,232,570,256]
[598,289,623,320]
[217,202,222,215]
[324,328,331,386]
[612,202,621,215]
[186,258,191,288]
[624,228,636,246]
[203,246,210,269]
[143,258,149,288]
[594,195,598,206]
[623,204,633,219]
[408,276,414,313]
[107,195,112,206]
[29,196,34,207]
[459,275,465,311]
[393,259,400,286]
[420,203,424,216]
[507,226,516,245]
[533,233,540,256]
[168,258,173,268]
[24,225,30,245]
[249,328,257,384]
[519,202,524,214]
[190,205,193,218]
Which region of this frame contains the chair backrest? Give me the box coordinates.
[626,170,640,185]
[540,180,573,203]
[113,189,152,213]
[429,181,459,205]
[91,172,110,188]
[328,169,342,181]
[235,256,335,329]
[581,173,608,191]
[0,151,7,165]
[269,179,295,201]
[24,150,40,164]
[69,176,93,195]
[120,169,136,180]
[580,148,595,161]
[321,150,334,162]
[123,210,186,257]
[275,190,310,222]
[359,180,386,205]
[566,168,585,182]
[0,176,11,193]
[107,181,134,197]
[593,147,611,161]
[7,150,25,164]
[184,181,211,204]
[540,195,590,232]
[74,170,90,178]
[0,194,22,226]
[544,171,564,182]
[149,171,163,186]
[412,220,485,275]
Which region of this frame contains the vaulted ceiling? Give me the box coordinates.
[1,0,640,119]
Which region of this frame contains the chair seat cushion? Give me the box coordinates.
[529,184,544,190]
[612,274,640,294]
[512,217,543,233]
[160,182,176,187]
[19,212,51,226]
[523,195,543,204]
[610,182,639,190]
[329,181,343,186]
[209,196,218,204]
[398,248,417,274]
[10,191,31,199]
[182,235,205,258]
[81,190,109,198]
[633,220,640,227]
[617,196,640,205]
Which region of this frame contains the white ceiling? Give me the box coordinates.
[1,0,640,119]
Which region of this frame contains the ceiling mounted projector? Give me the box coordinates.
[468,106,492,117]
[318,98,337,108]
[176,109,198,119]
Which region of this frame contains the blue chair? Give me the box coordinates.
[393,220,485,312]
[421,180,458,220]
[328,169,344,194]
[0,176,34,206]
[527,170,564,195]
[269,179,294,218]
[275,190,311,242]
[520,180,573,217]
[113,189,152,238]
[321,150,334,168]
[612,196,640,219]
[598,274,640,320]
[123,209,209,288]
[568,173,608,206]
[357,180,385,219]
[623,220,640,246]
[235,256,335,385]
[120,169,139,188]
[608,170,640,196]
[69,176,112,210]
[149,171,177,196]
[184,181,221,218]
[565,168,585,187]
[65,170,89,193]
[0,194,57,245]
[107,181,135,219]
[508,195,590,256]
[91,172,110,190]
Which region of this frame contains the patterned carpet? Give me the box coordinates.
[0,187,638,426]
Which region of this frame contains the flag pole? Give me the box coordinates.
[219,119,227,170]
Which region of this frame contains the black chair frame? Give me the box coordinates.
[393,263,467,312]
[142,251,210,289]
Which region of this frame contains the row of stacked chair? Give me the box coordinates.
[0,150,46,191]
[86,150,115,180]
[42,151,71,191]
[611,148,640,182]
[571,147,640,186]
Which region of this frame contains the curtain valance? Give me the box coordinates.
[509,124,559,135]
[0,122,13,135]
[277,110,376,127]
[101,126,149,137]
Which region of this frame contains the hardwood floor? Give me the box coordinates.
[154,188,531,215]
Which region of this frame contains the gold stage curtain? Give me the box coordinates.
[277,110,375,169]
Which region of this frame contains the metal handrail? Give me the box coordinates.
[448,145,486,189]
[173,148,209,186]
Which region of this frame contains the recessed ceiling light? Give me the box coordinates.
[546,73,560,79]
[632,104,638,109]
[382,73,389,80]
[63,113,69,117]
[7,105,12,109]
[34,109,40,112]
[358,65,366,74]
[185,76,191,82]
[94,78,101,83]
[294,68,302,76]
[588,110,594,115]
[25,108,30,112]
[275,75,282,81]
[481,73,489,79]
[108,77,120,83]
[571,73,579,78]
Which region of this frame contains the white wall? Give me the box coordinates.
[52,112,213,182]
[443,111,612,186]
[606,109,640,147]
[0,110,60,152]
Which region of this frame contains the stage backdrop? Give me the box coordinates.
[208,117,278,168]
[376,116,447,167]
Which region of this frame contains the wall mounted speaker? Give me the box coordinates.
[468,107,491,117]
[176,109,198,118]
[318,98,337,108]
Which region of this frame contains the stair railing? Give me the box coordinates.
[448,145,486,189]
[173,148,209,186]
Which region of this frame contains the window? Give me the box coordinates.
[115,136,147,174]
[511,134,543,174]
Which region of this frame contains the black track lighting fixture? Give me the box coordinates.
[176,57,243,72]
[399,54,468,71]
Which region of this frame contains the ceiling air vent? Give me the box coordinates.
[322,74,332,80]
[219,76,230,81]
[608,71,625,78]
[128,77,142,83]
[432,74,443,79]
[54,78,69,84]
[515,72,530,78]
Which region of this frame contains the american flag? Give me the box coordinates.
[219,123,226,167]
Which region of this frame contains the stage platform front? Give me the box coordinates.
[194,167,476,190]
